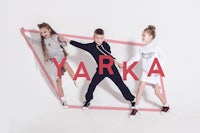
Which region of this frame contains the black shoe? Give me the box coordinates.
[161,106,169,112]
[61,100,68,109]
[130,108,138,117]
[82,101,90,110]
[131,101,135,109]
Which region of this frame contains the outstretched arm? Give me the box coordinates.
[58,35,91,52]
[69,40,91,52]
[20,27,26,38]
[126,49,141,67]
[59,35,90,51]
[20,27,41,45]
[117,51,141,68]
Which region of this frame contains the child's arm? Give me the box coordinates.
[57,35,68,46]
[113,47,142,68]
[58,35,90,52]
[20,27,26,38]
[126,49,141,67]
[70,40,91,52]
[20,27,41,45]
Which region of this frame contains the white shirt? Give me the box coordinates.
[127,42,166,74]
[28,34,67,62]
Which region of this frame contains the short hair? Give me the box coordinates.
[94,28,104,35]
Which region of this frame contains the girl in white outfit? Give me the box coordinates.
[20,23,76,108]
[122,25,169,116]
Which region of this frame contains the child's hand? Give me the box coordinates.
[20,27,26,37]
[114,59,123,68]
[118,63,123,68]
[58,35,70,43]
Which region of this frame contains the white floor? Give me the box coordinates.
[5,34,200,133]
[4,29,200,133]
[3,0,200,132]
[7,85,200,133]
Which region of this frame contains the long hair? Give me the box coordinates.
[37,22,57,62]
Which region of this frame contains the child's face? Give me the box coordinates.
[39,27,51,38]
[93,34,104,45]
[142,31,153,44]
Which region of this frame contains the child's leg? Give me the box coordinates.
[154,84,166,105]
[154,84,169,112]
[107,67,135,102]
[56,77,64,98]
[63,62,75,80]
[135,81,146,106]
[86,71,105,102]
[57,77,68,107]
[130,82,145,116]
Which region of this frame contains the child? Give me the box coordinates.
[63,28,135,110]
[20,22,76,108]
[121,25,169,116]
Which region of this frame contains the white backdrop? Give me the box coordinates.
[3,0,200,133]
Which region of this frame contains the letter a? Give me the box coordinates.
[73,62,90,80]
[148,58,165,77]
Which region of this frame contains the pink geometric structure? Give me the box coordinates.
[21,28,167,112]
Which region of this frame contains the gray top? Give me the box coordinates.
[28,34,68,61]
